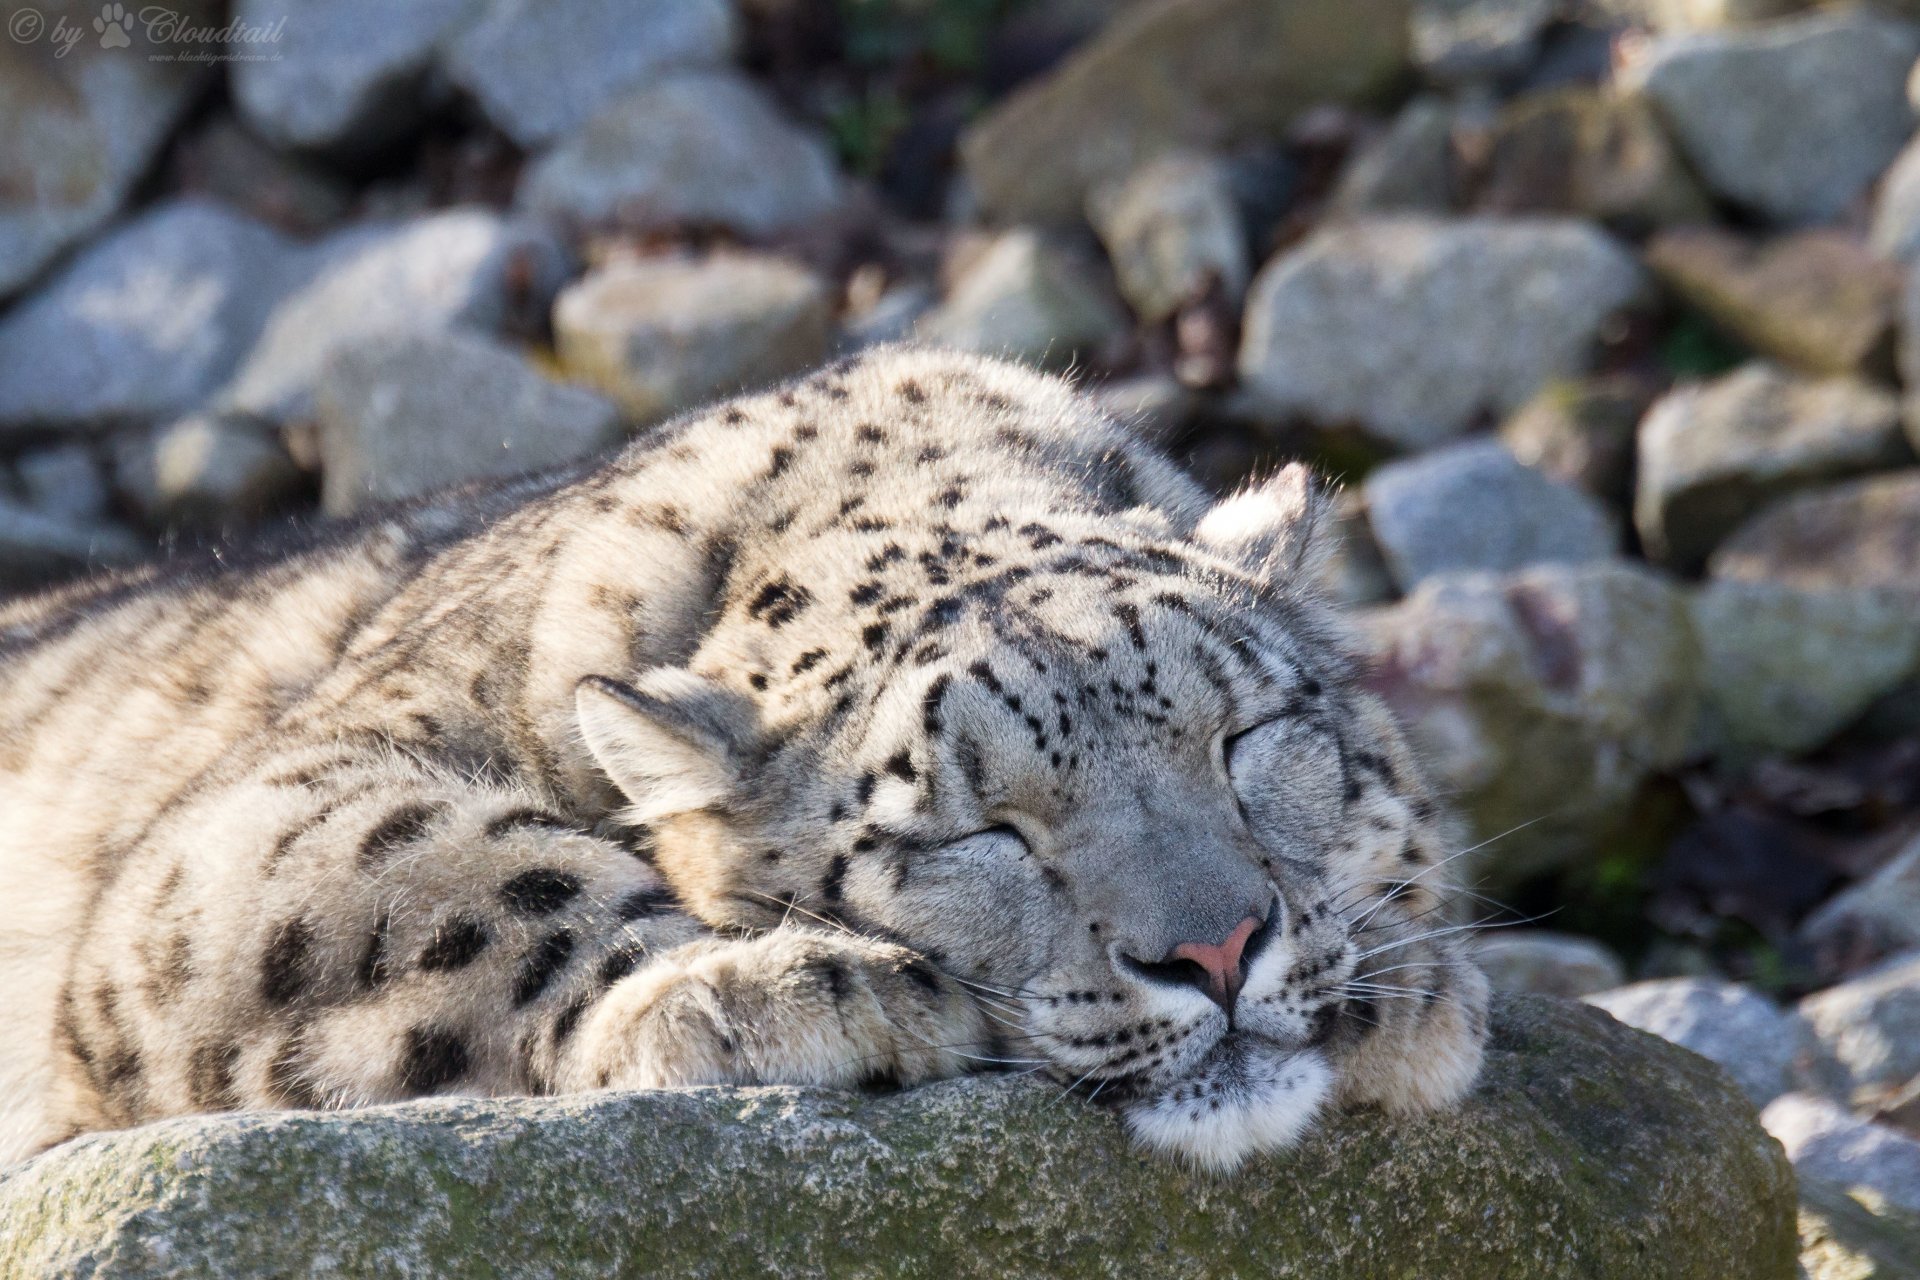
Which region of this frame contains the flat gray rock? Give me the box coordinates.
[1689,579,1920,759]
[1237,217,1645,449]
[1362,439,1617,591]
[1475,930,1626,998]
[316,332,622,515]
[1799,953,1920,1097]
[446,0,736,146]
[518,71,842,238]
[554,254,832,426]
[1800,834,1920,975]
[1709,471,1920,596]
[1635,364,1909,573]
[1765,1092,1920,1216]
[230,0,478,153]
[0,997,1798,1279]
[0,200,302,434]
[1588,978,1844,1106]
[112,415,303,527]
[1088,151,1249,325]
[0,494,143,593]
[1624,9,1920,224]
[917,230,1130,371]
[218,209,571,430]
[1361,562,1699,886]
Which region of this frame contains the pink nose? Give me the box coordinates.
[1171,915,1262,1008]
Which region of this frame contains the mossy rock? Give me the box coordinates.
[0,997,1796,1278]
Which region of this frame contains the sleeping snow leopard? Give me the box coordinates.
[0,347,1487,1171]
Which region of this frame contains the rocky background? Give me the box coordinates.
[5,0,1920,1269]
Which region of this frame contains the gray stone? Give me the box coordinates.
[230,0,478,153]
[1871,133,1920,263]
[960,0,1410,222]
[1584,0,1811,32]
[1646,228,1902,379]
[0,200,302,435]
[1799,953,1920,1097]
[1635,364,1909,573]
[1414,0,1559,83]
[917,230,1129,371]
[1689,580,1920,758]
[1795,1175,1920,1280]
[1087,151,1249,325]
[1623,10,1920,224]
[1801,835,1920,978]
[0,495,143,592]
[0,41,205,299]
[112,416,305,527]
[1363,439,1617,590]
[219,209,571,430]
[316,332,622,515]
[1324,488,1396,606]
[445,0,736,146]
[554,255,832,426]
[1587,978,1842,1105]
[1237,217,1645,449]
[1327,97,1457,217]
[169,117,355,236]
[1475,930,1627,998]
[1765,1092,1920,1216]
[1498,374,1651,506]
[518,72,842,238]
[1478,88,1716,232]
[1360,562,1700,886]
[1088,374,1197,446]
[0,997,1798,1279]
[1709,471,1920,596]
[13,445,109,524]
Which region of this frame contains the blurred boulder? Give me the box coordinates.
[1646,228,1902,378]
[1478,88,1712,232]
[12,445,109,524]
[1801,835,1920,978]
[1476,930,1627,998]
[231,0,476,154]
[554,255,831,426]
[1689,580,1920,758]
[445,0,736,146]
[1327,97,1457,217]
[316,332,622,515]
[1871,133,1920,263]
[0,496,143,592]
[1413,0,1557,83]
[1362,439,1617,590]
[1237,217,1644,449]
[1587,978,1842,1105]
[518,72,841,237]
[1361,561,1699,886]
[917,231,1128,371]
[1087,152,1249,325]
[0,201,303,435]
[1799,953,1920,1098]
[1583,0,1809,32]
[1765,1092,1920,1215]
[219,209,571,430]
[960,0,1409,221]
[0,43,204,299]
[1708,471,1920,595]
[1088,374,1197,446]
[1794,1175,1920,1280]
[1635,364,1909,573]
[1324,488,1396,606]
[168,118,354,236]
[1498,374,1651,505]
[1623,9,1920,224]
[113,416,304,527]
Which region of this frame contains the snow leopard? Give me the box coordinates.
[0,347,1488,1172]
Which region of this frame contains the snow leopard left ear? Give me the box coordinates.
[1193,463,1333,587]
[575,669,762,825]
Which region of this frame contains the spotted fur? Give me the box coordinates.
[0,348,1487,1170]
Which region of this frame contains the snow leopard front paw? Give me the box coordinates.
[561,927,997,1091]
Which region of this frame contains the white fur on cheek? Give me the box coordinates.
[1120,1041,1332,1174]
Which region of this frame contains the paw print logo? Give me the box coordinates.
[94,4,132,49]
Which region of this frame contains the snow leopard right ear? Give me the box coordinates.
[1193,462,1333,589]
[575,670,762,824]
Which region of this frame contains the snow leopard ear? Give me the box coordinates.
[575,669,762,824]
[1193,463,1333,588]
